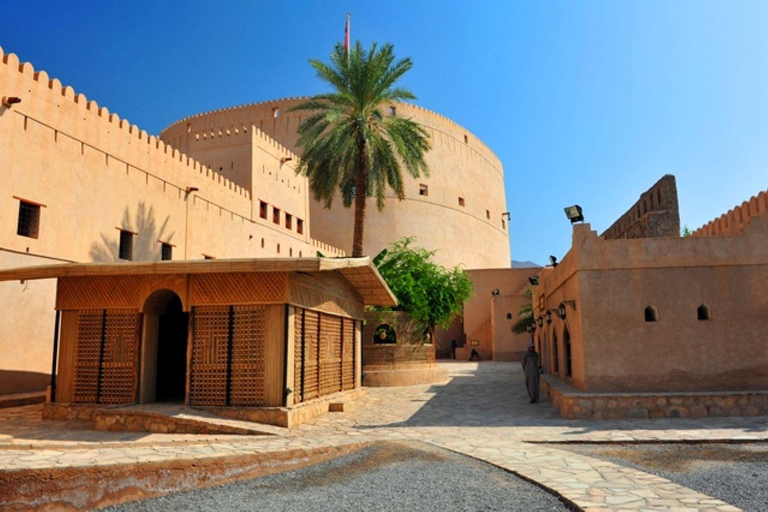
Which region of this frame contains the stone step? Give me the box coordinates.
[94,404,285,436]
[0,391,46,409]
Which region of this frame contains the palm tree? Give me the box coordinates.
[511,288,534,334]
[290,41,431,257]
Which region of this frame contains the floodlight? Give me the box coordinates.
[564,205,584,224]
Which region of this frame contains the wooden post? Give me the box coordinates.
[49,310,61,403]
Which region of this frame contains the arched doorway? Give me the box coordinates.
[140,290,189,403]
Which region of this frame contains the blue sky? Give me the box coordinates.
[2,1,767,264]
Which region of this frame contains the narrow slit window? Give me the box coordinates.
[486,210,490,220]
[119,230,134,261]
[17,201,41,239]
[502,219,506,229]
[160,242,172,261]
[464,134,468,143]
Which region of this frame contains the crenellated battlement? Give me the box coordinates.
[161,97,502,167]
[0,45,253,205]
[692,189,768,237]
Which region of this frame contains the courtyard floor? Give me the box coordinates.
[1,362,767,511]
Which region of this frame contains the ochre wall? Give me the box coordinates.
[534,220,768,393]
[160,98,511,269]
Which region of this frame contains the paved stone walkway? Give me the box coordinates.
[2,362,766,511]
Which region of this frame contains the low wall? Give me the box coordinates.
[362,311,446,386]
[542,374,768,420]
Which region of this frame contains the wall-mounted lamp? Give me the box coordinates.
[558,300,576,320]
[185,186,199,194]
[526,324,533,334]
[528,276,539,286]
[537,316,544,328]
[564,204,584,224]
[502,212,511,220]
[2,96,21,108]
[491,288,500,298]
[545,310,552,325]
[280,157,293,163]
[549,255,558,267]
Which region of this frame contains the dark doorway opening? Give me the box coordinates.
[155,296,188,402]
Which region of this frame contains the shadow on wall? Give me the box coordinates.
[0,369,50,395]
[90,203,174,262]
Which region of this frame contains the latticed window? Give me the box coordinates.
[161,243,172,261]
[17,200,41,239]
[118,230,134,260]
[564,327,572,378]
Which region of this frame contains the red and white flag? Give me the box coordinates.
[344,13,351,55]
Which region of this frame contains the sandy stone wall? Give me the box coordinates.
[692,188,768,237]
[160,99,511,269]
[534,217,768,394]
[601,174,680,240]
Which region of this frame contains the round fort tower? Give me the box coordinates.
[160,99,510,269]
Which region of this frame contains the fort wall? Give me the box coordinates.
[691,189,768,237]
[601,174,680,240]
[160,98,511,269]
[0,47,343,393]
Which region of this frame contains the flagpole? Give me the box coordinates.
[344,12,351,56]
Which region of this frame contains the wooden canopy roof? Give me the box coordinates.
[0,256,397,307]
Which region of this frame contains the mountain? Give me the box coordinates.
[511,260,542,269]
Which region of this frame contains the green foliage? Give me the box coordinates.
[511,287,534,334]
[290,41,431,256]
[681,225,692,237]
[373,238,474,335]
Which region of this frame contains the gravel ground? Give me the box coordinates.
[102,441,569,512]
[547,443,768,512]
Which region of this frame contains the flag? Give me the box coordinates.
[344,13,351,55]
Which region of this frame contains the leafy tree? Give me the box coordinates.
[373,238,474,341]
[290,42,431,257]
[511,288,534,334]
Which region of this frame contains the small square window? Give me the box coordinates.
[419,184,429,196]
[272,107,280,118]
[285,213,293,230]
[259,201,268,219]
[17,201,41,239]
[161,243,172,261]
[458,197,465,207]
[273,207,280,225]
[119,230,134,261]
[297,218,304,235]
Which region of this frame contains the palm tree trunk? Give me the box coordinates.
[352,146,367,257]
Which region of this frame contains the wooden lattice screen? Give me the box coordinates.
[73,309,140,404]
[189,305,267,407]
[294,308,357,404]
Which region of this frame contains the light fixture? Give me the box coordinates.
[549,255,558,267]
[280,157,293,163]
[2,96,21,107]
[185,186,199,193]
[558,300,576,320]
[537,316,544,328]
[545,310,552,324]
[491,288,500,298]
[528,276,539,286]
[564,205,584,224]
[526,324,533,334]
[502,212,511,220]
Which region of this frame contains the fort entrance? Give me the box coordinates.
[140,290,189,404]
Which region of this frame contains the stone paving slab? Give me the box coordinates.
[0,362,764,511]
